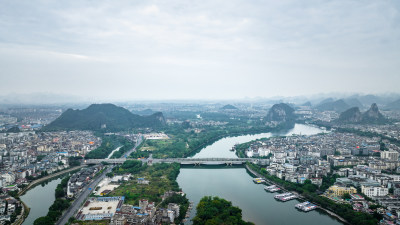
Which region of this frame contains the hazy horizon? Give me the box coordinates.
[1,91,400,106]
[1,0,399,101]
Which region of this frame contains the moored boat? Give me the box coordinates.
[274,192,297,201]
[264,185,281,192]
[295,201,317,211]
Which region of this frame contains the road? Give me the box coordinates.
[124,134,143,157]
[56,166,112,225]
[56,135,143,225]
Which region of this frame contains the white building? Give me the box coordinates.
[167,210,175,222]
[381,151,399,161]
[361,185,388,198]
[272,157,285,164]
[283,163,296,173]
[258,148,270,157]
[1,173,15,185]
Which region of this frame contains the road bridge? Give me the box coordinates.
[85,157,267,166]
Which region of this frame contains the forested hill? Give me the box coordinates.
[42,103,165,131]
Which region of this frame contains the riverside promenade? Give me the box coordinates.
[245,164,349,225]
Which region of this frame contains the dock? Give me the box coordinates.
[264,185,281,192]
[274,192,297,202]
[253,177,266,184]
[295,201,317,212]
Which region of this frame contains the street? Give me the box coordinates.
[56,135,143,225]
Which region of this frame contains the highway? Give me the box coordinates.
[124,134,143,157]
[56,135,143,225]
[56,166,112,225]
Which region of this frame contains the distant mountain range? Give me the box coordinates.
[265,103,296,122]
[221,104,238,110]
[338,103,386,124]
[384,99,400,110]
[344,98,364,109]
[315,99,351,112]
[43,103,165,131]
[314,98,368,113]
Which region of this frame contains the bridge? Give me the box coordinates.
[153,158,267,165]
[84,157,267,166]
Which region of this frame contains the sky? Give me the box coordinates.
[0,0,399,101]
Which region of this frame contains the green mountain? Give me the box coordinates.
[43,103,165,131]
[338,107,362,123]
[265,103,295,122]
[362,103,386,123]
[338,103,386,124]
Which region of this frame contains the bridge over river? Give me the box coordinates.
[84,157,268,166]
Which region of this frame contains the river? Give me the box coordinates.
[20,178,62,225]
[191,124,325,158]
[107,146,122,159]
[177,124,342,225]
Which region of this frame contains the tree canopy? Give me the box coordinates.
[193,196,254,225]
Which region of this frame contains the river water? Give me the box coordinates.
[20,178,62,225]
[177,124,342,225]
[21,124,336,225]
[191,124,325,159]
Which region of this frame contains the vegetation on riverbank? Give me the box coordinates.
[192,196,254,225]
[108,161,181,205]
[247,163,378,225]
[33,176,70,225]
[85,135,134,159]
[132,122,295,159]
[110,138,135,158]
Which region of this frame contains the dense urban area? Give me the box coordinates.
[1,96,400,225]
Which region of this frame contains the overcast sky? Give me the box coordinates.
[0,0,399,101]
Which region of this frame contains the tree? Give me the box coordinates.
[37,155,46,161]
[106,172,114,178]
[34,216,53,225]
[193,196,254,225]
[68,156,82,167]
[55,187,64,198]
[342,193,351,200]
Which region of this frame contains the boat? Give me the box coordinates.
[264,185,281,192]
[295,201,317,212]
[253,178,265,184]
[274,192,297,201]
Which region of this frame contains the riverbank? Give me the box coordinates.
[16,166,84,225]
[19,178,63,225]
[18,165,84,196]
[184,123,296,158]
[244,163,350,225]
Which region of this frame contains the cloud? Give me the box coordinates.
[0,0,399,100]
